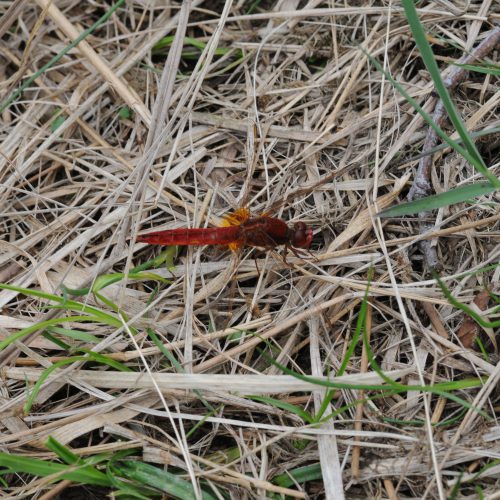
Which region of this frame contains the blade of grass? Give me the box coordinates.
[273,463,323,488]
[434,275,499,329]
[451,62,500,76]
[46,326,101,344]
[111,460,218,500]
[0,452,110,487]
[247,395,315,424]
[400,125,500,165]
[401,0,499,187]
[377,181,496,217]
[364,48,498,188]
[0,283,121,327]
[0,316,97,351]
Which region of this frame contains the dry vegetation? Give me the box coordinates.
[0,1,499,498]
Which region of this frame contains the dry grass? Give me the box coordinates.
[0,1,499,498]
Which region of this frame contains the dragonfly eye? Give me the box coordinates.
[291,222,313,248]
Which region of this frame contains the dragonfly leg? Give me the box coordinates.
[253,252,261,276]
[301,247,317,261]
[281,245,294,267]
[289,245,313,262]
[281,245,305,266]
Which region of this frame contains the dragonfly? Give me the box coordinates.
[137,208,313,260]
[137,167,343,257]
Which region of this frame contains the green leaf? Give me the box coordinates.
[45,437,81,465]
[51,111,65,132]
[77,349,133,372]
[118,106,133,119]
[377,181,497,218]
[0,283,121,327]
[153,36,232,57]
[60,256,174,298]
[247,395,314,423]
[47,326,101,344]
[0,315,95,352]
[0,452,110,487]
[146,328,217,420]
[255,296,488,419]
[452,62,500,76]
[112,461,218,499]
[402,126,500,164]
[42,330,72,350]
[435,274,499,329]
[337,271,372,376]
[273,463,322,487]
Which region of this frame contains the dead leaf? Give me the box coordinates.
[457,289,490,348]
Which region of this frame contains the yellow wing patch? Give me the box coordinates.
[220,208,251,227]
[220,208,250,251]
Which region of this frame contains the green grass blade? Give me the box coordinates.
[378,181,497,217]
[337,271,373,375]
[402,126,500,164]
[0,283,121,326]
[45,437,81,465]
[77,349,133,372]
[47,326,101,344]
[435,275,499,329]
[0,452,110,487]
[363,50,471,166]
[247,395,314,424]
[60,249,175,298]
[273,463,322,487]
[112,460,218,500]
[0,315,95,351]
[452,62,500,76]
[401,0,498,187]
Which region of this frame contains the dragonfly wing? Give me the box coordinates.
[221,208,251,227]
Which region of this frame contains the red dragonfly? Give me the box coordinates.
[137,208,313,257]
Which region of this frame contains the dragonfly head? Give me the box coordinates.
[290,222,313,249]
